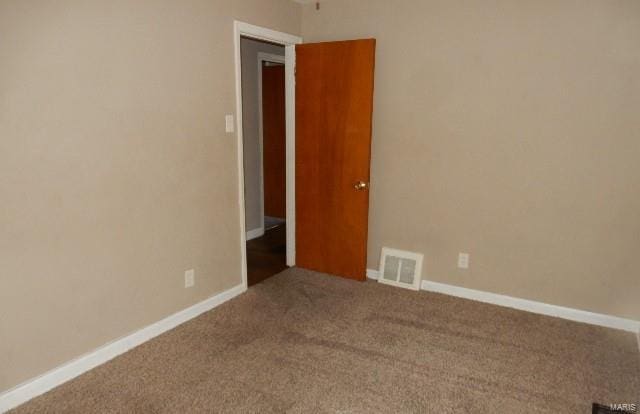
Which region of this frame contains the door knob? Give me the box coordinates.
[354,181,369,190]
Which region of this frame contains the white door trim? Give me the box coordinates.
[256,52,286,239]
[284,44,297,268]
[234,21,302,289]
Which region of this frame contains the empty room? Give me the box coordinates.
[0,1,638,413]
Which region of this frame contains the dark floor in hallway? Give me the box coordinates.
[246,222,287,286]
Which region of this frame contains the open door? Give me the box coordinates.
[262,63,286,220]
[295,39,376,281]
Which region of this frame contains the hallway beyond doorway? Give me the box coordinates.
[247,222,287,286]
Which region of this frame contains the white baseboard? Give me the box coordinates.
[421,279,640,333]
[0,284,246,413]
[246,227,265,241]
[366,269,640,334]
[366,268,379,280]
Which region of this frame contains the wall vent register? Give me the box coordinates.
[377,247,423,291]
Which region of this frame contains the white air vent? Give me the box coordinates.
[377,247,423,291]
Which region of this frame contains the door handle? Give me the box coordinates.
[354,181,369,190]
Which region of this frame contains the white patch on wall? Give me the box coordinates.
[377,247,423,291]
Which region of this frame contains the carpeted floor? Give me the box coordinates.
[11,268,639,413]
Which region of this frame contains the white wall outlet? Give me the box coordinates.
[225,114,235,133]
[184,269,195,288]
[457,253,470,269]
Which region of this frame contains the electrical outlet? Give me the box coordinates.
[184,269,195,288]
[457,253,470,269]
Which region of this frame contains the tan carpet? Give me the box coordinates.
[11,268,639,413]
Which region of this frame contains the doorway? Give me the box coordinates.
[234,22,301,289]
[234,22,376,288]
[242,38,286,286]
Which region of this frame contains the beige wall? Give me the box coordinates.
[241,38,284,232]
[2,0,639,396]
[301,0,640,321]
[0,0,299,393]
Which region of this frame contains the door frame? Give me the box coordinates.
[233,21,302,289]
[255,52,286,240]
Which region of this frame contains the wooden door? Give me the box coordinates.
[262,63,286,219]
[295,39,376,281]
